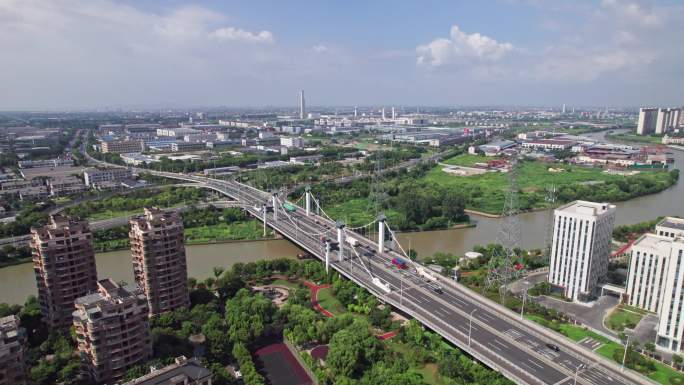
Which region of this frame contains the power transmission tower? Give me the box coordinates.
[485,157,522,304]
[367,149,388,217]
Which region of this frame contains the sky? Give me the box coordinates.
[0,0,682,110]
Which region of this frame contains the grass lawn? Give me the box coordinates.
[607,132,664,145]
[422,157,674,214]
[415,363,440,385]
[324,197,402,228]
[441,154,494,167]
[315,287,348,315]
[270,278,301,290]
[606,305,645,332]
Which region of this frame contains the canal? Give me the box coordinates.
[1,129,682,305]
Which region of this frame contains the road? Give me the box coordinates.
[145,171,651,385]
[78,133,650,384]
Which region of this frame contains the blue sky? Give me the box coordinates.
[0,0,682,109]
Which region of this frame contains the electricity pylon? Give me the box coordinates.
[485,157,523,304]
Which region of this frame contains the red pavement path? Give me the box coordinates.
[612,238,636,257]
[303,281,334,318]
[303,281,397,340]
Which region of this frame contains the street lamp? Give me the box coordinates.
[468,308,477,347]
[520,281,529,320]
[621,333,631,372]
[574,364,584,385]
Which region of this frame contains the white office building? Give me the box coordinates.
[548,201,616,302]
[626,234,672,313]
[625,218,684,353]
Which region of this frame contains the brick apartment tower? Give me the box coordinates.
[73,279,152,384]
[0,315,27,385]
[31,214,98,328]
[129,207,189,316]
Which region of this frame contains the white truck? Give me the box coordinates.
[346,236,359,247]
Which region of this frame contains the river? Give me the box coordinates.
[2,129,682,305]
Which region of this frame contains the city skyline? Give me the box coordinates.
[1,0,683,110]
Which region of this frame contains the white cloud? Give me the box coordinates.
[209,27,274,43]
[312,44,328,53]
[416,25,514,67]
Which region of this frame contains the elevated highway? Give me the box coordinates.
[145,170,651,385]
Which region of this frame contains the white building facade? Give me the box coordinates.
[625,218,684,353]
[548,201,616,302]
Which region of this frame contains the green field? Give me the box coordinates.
[315,287,348,315]
[270,278,301,290]
[423,154,676,214]
[441,154,493,167]
[607,132,664,145]
[323,197,402,228]
[606,305,646,332]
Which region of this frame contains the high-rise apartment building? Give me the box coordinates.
[638,107,682,135]
[130,208,189,316]
[31,215,98,328]
[0,315,27,385]
[626,218,684,353]
[299,90,306,119]
[548,201,616,302]
[73,279,153,384]
[121,356,212,385]
[637,108,658,135]
[655,108,681,134]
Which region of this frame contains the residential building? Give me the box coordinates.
[31,215,98,328]
[121,356,212,385]
[18,185,49,201]
[101,139,145,154]
[663,135,684,145]
[171,142,207,152]
[0,315,27,385]
[73,279,152,384]
[280,136,304,148]
[548,201,616,302]
[48,176,86,197]
[656,108,682,134]
[83,167,132,187]
[637,108,658,135]
[130,208,189,316]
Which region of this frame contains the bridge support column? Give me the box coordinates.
[262,205,267,237]
[272,194,278,222]
[336,222,345,262]
[325,241,330,274]
[305,186,311,216]
[377,214,386,254]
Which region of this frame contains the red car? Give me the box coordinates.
[391,258,408,269]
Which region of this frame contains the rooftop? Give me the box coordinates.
[633,233,676,250]
[556,200,615,216]
[122,356,211,385]
[657,217,684,231]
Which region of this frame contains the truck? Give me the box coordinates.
[346,237,359,247]
[282,202,297,213]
